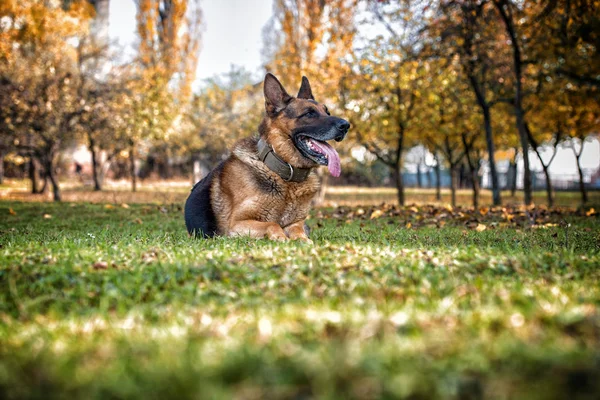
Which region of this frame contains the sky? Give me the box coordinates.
[108,0,273,82]
[107,1,599,179]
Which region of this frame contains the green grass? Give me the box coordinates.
[1,201,599,399]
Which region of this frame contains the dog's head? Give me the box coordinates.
[259,73,349,177]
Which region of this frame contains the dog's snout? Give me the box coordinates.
[335,119,350,141]
[337,119,350,133]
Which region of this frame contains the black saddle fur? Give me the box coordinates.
[184,162,224,237]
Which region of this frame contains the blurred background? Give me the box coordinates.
[0,0,598,207]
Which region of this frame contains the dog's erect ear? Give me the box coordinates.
[297,76,314,100]
[264,73,292,116]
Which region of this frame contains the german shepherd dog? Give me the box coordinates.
[184,73,349,241]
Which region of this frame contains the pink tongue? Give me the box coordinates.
[309,139,341,177]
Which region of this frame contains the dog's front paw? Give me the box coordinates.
[268,232,289,241]
[293,235,313,245]
[266,226,289,241]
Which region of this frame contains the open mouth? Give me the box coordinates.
[294,135,341,177]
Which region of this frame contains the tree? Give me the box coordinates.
[0,0,94,201]
[534,0,600,90]
[341,1,435,206]
[420,67,471,208]
[560,92,599,205]
[129,0,203,191]
[135,0,203,101]
[523,81,565,207]
[431,0,506,205]
[493,0,534,205]
[346,44,424,206]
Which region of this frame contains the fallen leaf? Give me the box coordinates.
[121,203,130,209]
[93,261,108,270]
[104,204,114,209]
[586,208,596,217]
[134,218,143,224]
[475,224,487,232]
[43,214,52,219]
[370,209,384,219]
[405,222,412,229]
[9,208,16,216]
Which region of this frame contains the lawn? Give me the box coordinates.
[1,199,599,399]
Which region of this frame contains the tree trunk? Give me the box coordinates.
[129,142,137,192]
[572,143,588,205]
[482,106,501,205]
[511,149,518,197]
[516,108,532,205]
[542,165,553,207]
[471,169,480,209]
[462,135,480,208]
[416,165,422,188]
[434,154,441,201]
[394,129,405,206]
[29,157,39,194]
[0,150,4,184]
[576,158,588,205]
[45,158,61,202]
[427,168,433,188]
[393,162,405,206]
[89,136,102,191]
[450,164,457,208]
[495,0,532,205]
[530,145,554,207]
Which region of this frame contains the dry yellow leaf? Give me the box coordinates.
[121,203,130,209]
[405,222,412,229]
[586,208,596,217]
[9,208,16,216]
[475,224,487,232]
[43,214,52,219]
[370,209,384,219]
[104,204,114,209]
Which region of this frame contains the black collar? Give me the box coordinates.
[257,138,312,182]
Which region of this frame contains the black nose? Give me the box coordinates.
[335,119,350,141]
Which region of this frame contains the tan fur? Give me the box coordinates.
[209,137,319,241]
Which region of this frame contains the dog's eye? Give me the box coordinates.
[302,110,318,118]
